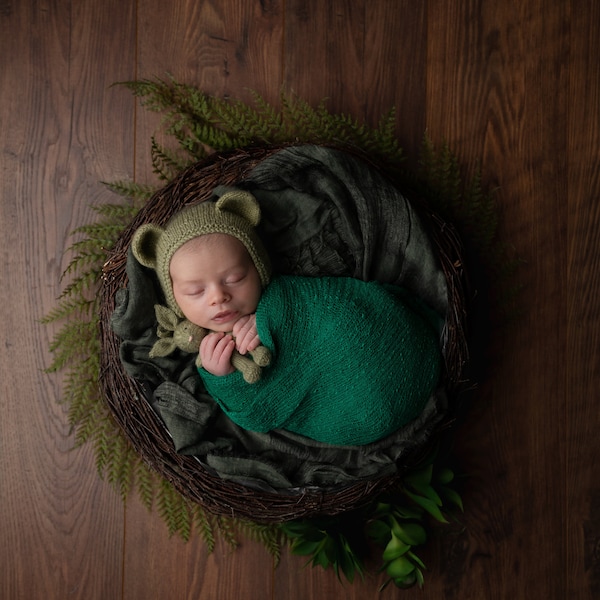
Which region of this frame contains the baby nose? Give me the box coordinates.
[210,285,230,304]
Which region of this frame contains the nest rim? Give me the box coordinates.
[99,144,470,523]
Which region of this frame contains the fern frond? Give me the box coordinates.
[461,170,499,253]
[237,520,284,565]
[57,268,101,302]
[418,135,462,220]
[284,94,334,143]
[134,457,157,511]
[371,108,404,164]
[64,366,100,426]
[105,432,136,501]
[41,296,94,324]
[248,90,285,138]
[150,137,194,181]
[89,410,114,473]
[103,180,157,202]
[73,384,107,449]
[70,222,126,242]
[191,504,217,553]
[215,515,240,550]
[190,120,241,152]
[209,95,277,145]
[46,320,97,372]
[60,251,107,280]
[117,78,182,114]
[91,202,142,221]
[157,478,193,540]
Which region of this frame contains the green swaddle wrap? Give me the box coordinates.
[201,275,441,446]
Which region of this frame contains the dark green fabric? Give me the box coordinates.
[110,145,450,492]
[201,275,441,445]
[242,145,447,315]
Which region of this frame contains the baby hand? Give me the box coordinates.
[199,332,235,376]
[232,314,260,355]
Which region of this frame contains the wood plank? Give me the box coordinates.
[426,1,571,597]
[283,0,367,118]
[363,0,429,160]
[566,2,600,597]
[123,495,276,600]
[0,1,136,598]
[283,0,428,155]
[134,0,284,186]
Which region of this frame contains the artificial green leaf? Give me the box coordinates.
[322,536,337,564]
[404,464,433,489]
[404,490,448,523]
[366,519,391,545]
[405,476,444,507]
[337,542,357,584]
[391,519,427,546]
[282,521,322,541]
[437,467,455,484]
[394,572,418,589]
[312,547,330,569]
[291,539,320,556]
[382,534,411,561]
[386,556,415,579]
[407,550,426,570]
[392,505,425,520]
[372,502,392,518]
[439,485,464,511]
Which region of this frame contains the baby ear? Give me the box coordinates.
[131,223,163,270]
[215,189,261,226]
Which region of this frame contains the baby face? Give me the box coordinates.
[170,233,262,332]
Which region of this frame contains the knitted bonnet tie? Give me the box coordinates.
[131,188,272,317]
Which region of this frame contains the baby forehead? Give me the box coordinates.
[169,234,253,276]
[177,233,248,256]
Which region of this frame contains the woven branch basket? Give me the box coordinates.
[99,145,469,523]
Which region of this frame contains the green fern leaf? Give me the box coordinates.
[192,504,216,552]
[157,478,192,540]
[103,180,157,202]
[134,458,156,511]
[105,432,136,501]
[237,520,284,565]
[150,137,194,181]
[41,297,94,324]
[215,515,240,549]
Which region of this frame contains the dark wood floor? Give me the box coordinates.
[2,1,599,598]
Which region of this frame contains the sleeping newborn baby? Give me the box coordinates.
[131,189,442,446]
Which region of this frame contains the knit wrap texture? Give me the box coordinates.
[200,275,441,446]
[131,189,272,317]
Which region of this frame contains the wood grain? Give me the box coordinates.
[426,1,572,597]
[1,1,598,598]
[566,2,600,597]
[134,0,284,186]
[122,496,276,599]
[0,1,136,599]
[284,0,367,115]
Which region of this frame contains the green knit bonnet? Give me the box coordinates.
[131,188,272,317]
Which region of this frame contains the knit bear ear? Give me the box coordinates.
[216,189,261,226]
[131,223,163,270]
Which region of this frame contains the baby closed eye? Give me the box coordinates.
[225,273,246,285]
[183,287,205,297]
